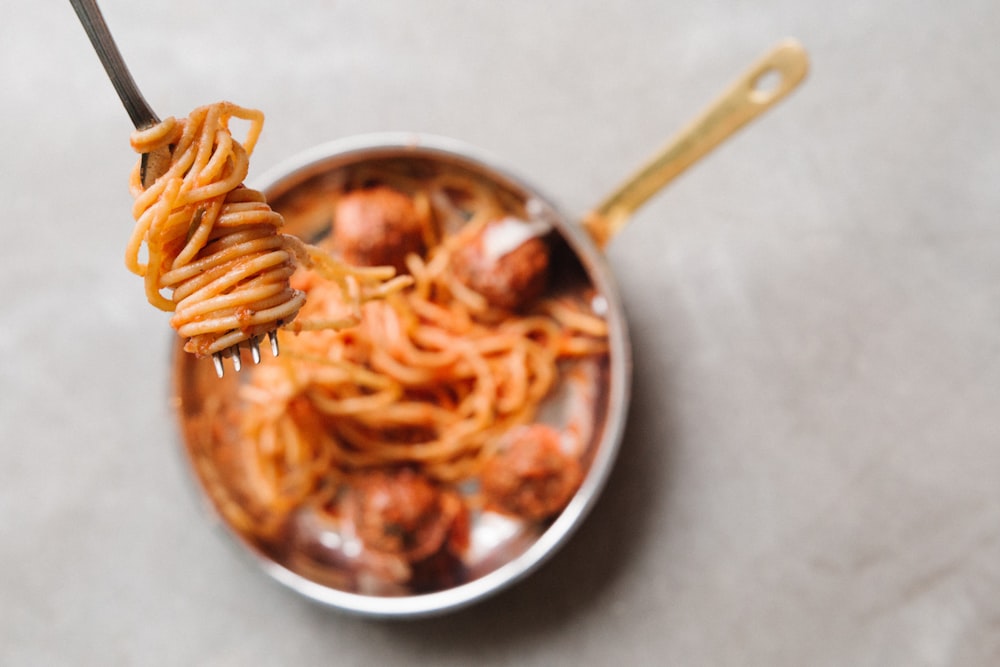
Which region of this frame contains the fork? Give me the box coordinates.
[69,0,279,377]
[213,331,280,378]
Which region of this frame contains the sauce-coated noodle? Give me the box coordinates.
[127,102,404,356]
[198,160,610,549]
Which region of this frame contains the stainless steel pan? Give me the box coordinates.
[172,39,808,618]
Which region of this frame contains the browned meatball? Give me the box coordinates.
[481,424,582,521]
[332,186,425,272]
[350,468,467,561]
[451,218,550,310]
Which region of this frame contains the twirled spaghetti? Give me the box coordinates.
[126,102,402,357]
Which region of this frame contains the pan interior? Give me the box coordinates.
[171,139,629,616]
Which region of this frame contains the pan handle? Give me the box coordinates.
[583,38,809,249]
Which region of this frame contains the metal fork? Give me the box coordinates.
[212,331,280,378]
[69,0,279,377]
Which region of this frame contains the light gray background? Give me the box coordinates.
[3,1,999,665]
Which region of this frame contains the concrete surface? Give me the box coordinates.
[2,0,999,664]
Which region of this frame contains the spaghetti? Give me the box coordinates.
[206,159,610,544]
[126,101,403,358]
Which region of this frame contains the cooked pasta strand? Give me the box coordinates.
[127,101,404,356]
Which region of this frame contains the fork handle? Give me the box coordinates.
[583,39,809,248]
[69,0,160,129]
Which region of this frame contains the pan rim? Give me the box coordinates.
[176,132,633,618]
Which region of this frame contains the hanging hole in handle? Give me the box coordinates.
[750,67,785,104]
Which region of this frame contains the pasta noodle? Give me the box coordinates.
[203,159,611,541]
[126,101,404,360]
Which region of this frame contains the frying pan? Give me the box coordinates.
[172,39,808,617]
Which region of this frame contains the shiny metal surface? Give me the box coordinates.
[172,135,632,617]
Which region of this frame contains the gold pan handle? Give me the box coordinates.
[583,38,809,249]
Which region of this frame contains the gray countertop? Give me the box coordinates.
[3,1,1000,664]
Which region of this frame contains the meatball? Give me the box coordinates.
[481,424,582,521]
[332,186,425,272]
[350,468,466,562]
[451,217,550,310]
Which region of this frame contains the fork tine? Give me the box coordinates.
[210,333,277,378]
[212,352,225,378]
